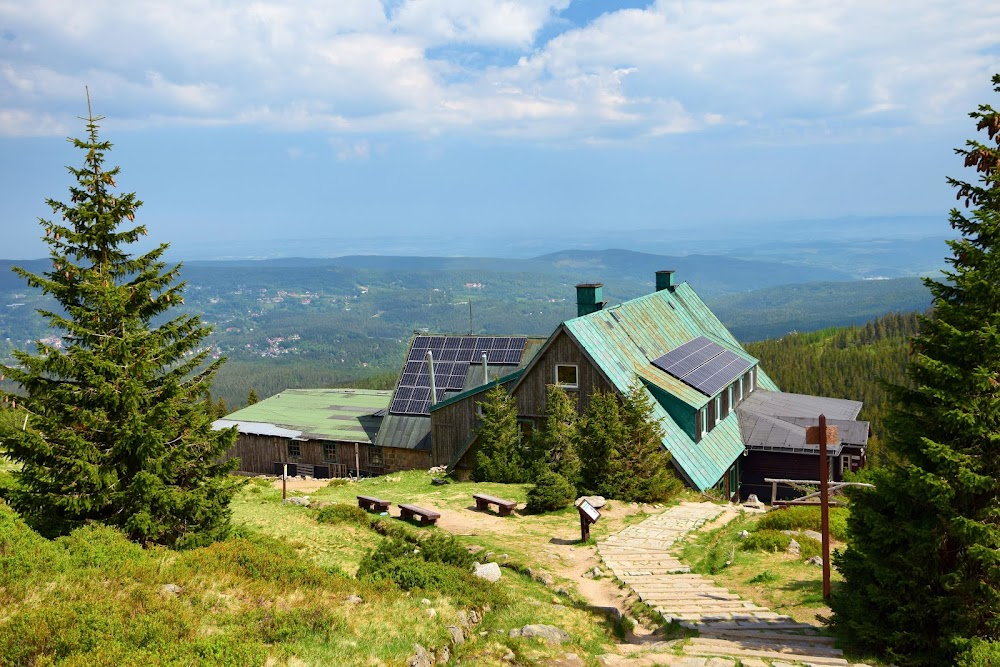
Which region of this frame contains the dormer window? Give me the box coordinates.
[700,407,708,437]
[714,395,722,425]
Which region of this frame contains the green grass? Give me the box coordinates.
[0,468,659,665]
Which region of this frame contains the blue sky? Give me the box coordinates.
[2,0,999,259]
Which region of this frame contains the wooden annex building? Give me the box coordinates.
[214,388,408,478]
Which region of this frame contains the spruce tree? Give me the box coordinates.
[577,390,625,497]
[831,74,1000,665]
[534,384,581,485]
[472,385,526,483]
[246,388,259,406]
[0,103,241,547]
[613,381,681,502]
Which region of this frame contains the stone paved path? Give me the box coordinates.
[597,502,864,667]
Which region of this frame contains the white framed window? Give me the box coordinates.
[738,377,744,402]
[727,385,734,410]
[714,395,722,425]
[749,369,756,392]
[700,408,708,437]
[555,364,579,389]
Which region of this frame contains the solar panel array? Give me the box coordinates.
[390,336,528,415]
[652,336,753,397]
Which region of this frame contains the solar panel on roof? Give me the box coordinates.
[651,335,755,398]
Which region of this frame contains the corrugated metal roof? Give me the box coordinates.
[212,420,304,440]
[215,388,390,444]
[736,390,868,453]
[559,283,772,490]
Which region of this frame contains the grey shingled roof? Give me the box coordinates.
[736,390,869,454]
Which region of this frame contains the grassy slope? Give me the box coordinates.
[0,470,644,666]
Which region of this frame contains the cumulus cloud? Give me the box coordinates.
[0,0,997,141]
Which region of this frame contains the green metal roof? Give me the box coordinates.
[220,388,390,444]
[560,282,780,491]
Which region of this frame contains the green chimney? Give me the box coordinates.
[576,283,604,317]
[656,270,676,292]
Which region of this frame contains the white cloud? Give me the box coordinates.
[0,0,997,142]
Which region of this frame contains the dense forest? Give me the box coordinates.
[746,310,922,465]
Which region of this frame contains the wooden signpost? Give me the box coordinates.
[577,499,601,542]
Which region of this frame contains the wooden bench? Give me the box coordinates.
[473,493,518,516]
[398,503,441,525]
[357,495,391,512]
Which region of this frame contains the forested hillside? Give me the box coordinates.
[746,311,921,465]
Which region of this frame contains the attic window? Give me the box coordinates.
[555,364,579,389]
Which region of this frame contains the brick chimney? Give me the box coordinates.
[576,283,605,317]
[656,270,676,292]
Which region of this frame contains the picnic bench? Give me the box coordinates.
[398,503,441,525]
[357,495,391,512]
[473,493,518,516]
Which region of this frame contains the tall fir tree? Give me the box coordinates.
[0,102,241,548]
[611,381,681,503]
[831,74,1000,665]
[577,390,625,497]
[534,384,581,485]
[246,388,260,406]
[472,385,527,483]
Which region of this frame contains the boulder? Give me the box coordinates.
[472,563,500,583]
[431,477,450,486]
[509,624,571,645]
[284,496,310,507]
[435,646,450,665]
[744,493,765,509]
[739,530,750,539]
[787,539,801,556]
[802,529,823,542]
[426,608,437,618]
[806,556,823,567]
[161,583,182,595]
[447,625,465,645]
[530,568,554,586]
[346,594,364,605]
[576,495,607,509]
[407,645,432,667]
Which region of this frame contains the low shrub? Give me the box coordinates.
[316,503,369,526]
[326,478,350,487]
[741,530,792,553]
[956,639,1000,666]
[419,533,475,569]
[755,506,849,541]
[525,470,576,513]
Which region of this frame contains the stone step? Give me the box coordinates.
[683,638,848,666]
[689,636,843,658]
[699,629,836,645]
[681,620,817,632]
[634,591,741,601]
[649,602,770,613]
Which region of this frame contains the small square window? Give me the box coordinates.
[322,443,337,463]
[368,446,384,467]
[288,442,301,459]
[555,364,578,389]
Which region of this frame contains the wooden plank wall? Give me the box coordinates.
[513,329,612,418]
[225,435,427,477]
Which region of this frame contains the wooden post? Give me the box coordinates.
[282,463,287,501]
[580,512,590,542]
[354,442,360,481]
[819,414,831,600]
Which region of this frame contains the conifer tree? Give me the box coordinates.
[534,385,581,485]
[612,381,681,502]
[246,388,259,406]
[831,74,1000,665]
[472,385,526,483]
[0,102,241,547]
[577,390,625,496]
